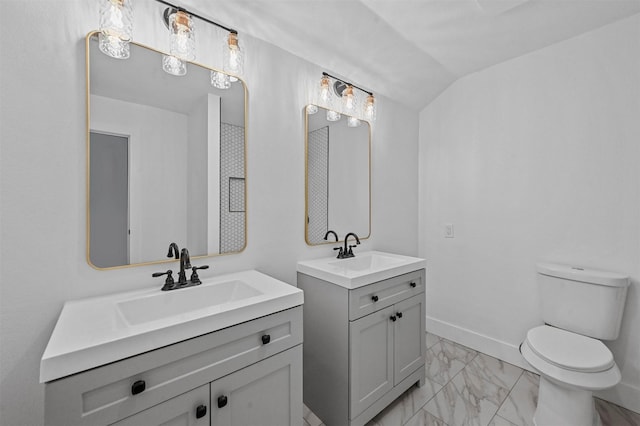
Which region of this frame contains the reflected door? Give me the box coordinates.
[90,131,129,268]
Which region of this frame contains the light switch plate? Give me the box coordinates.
[444,223,454,238]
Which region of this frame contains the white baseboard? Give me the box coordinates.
[426,315,640,414]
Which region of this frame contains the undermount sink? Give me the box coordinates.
[297,251,426,289]
[40,270,303,383]
[117,279,263,326]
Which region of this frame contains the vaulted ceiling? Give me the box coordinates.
[183,0,640,109]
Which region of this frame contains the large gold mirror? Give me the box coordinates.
[305,105,371,245]
[87,32,247,269]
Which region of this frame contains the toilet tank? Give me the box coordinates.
[537,263,629,340]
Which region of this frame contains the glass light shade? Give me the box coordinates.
[98,32,130,59]
[306,105,318,114]
[223,33,244,77]
[342,85,357,113]
[326,110,341,122]
[211,71,231,89]
[168,10,195,61]
[319,76,331,104]
[162,54,187,76]
[98,0,133,59]
[364,94,376,122]
[347,116,361,127]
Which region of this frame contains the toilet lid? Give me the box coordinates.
[526,326,614,373]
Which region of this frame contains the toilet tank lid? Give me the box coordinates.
[537,263,629,288]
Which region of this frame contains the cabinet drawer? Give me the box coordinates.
[349,270,424,321]
[45,306,302,426]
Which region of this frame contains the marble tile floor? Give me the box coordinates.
[303,332,640,426]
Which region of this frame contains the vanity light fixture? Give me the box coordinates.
[364,94,376,122]
[342,85,356,113]
[98,0,133,59]
[155,0,243,83]
[326,110,341,122]
[223,32,244,79]
[162,8,194,76]
[317,72,376,122]
[347,116,361,127]
[211,70,231,89]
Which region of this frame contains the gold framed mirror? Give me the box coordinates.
[86,31,247,269]
[305,105,371,245]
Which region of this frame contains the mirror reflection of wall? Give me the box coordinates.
[306,105,370,245]
[87,33,246,269]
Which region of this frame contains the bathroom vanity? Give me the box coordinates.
[297,251,426,426]
[41,270,303,426]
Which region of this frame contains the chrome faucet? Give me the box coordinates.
[342,232,360,258]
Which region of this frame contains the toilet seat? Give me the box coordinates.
[521,326,621,391]
[526,326,614,373]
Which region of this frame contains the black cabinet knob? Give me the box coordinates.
[261,334,271,345]
[131,380,146,395]
[397,312,403,318]
[410,282,417,288]
[217,395,228,408]
[195,404,207,419]
[371,295,379,302]
[390,315,397,322]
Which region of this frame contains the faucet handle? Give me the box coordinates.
[153,270,176,291]
[333,246,344,259]
[190,265,209,285]
[348,244,358,256]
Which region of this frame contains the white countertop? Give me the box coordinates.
[40,270,303,383]
[297,251,426,289]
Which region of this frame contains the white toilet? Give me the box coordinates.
[521,263,629,426]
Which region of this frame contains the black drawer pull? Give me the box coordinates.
[410,282,417,288]
[371,295,379,302]
[196,404,207,419]
[397,312,403,318]
[218,395,228,408]
[261,334,271,345]
[390,315,397,322]
[131,380,146,395]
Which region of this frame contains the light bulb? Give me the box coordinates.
[319,76,330,104]
[347,116,361,127]
[211,71,231,89]
[162,54,187,76]
[306,105,318,114]
[223,32,244,77]
[364,94,376,122]
[168,10,195,61]
[342,85,356,113]
[326,110,341,122]
[98,0,133,59]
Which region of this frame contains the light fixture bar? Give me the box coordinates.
[155,0,238,34]
[322,72,373,96]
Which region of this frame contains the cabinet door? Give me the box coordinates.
[210,345,302,426]
[111,384,209,426]
[393,293,425,386]
[349,305,394,419]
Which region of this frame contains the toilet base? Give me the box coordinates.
[533,376,601,426]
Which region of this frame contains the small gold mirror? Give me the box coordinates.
[305,105,371,245]
[87,32,247,269]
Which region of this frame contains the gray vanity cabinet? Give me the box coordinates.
[44,307,303,426]
[112,384,209,426]
[298,269,426,426]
